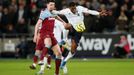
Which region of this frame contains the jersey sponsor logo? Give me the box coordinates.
[128,34,134,50]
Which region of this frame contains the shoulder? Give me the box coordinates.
[60,8,70,13]
[77,6,86,10]
[40,9,49,15]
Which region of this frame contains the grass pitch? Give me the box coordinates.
[0,59,134,75]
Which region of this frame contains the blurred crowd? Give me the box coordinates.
[0,0,134,34]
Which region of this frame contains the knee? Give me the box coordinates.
[55,51,62,59]
[45,44,52,49]
[35,50,41,57]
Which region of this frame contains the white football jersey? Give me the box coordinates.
[53,6,100,29]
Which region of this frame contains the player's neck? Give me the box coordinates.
[46,8,52,12]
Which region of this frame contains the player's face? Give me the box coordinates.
[47,2,55,11]
[70,6,77,14]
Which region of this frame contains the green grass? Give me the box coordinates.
[0,59,134,75]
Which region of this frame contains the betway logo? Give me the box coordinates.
[128,34,134,50]
[77,36,112,55]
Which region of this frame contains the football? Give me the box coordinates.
[75,23,86,32]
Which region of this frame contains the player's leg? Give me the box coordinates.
[61,28,82,68]
[39,37,52,65]
[37,56,47,75]
[30,50,41,69]
[52,44,62,75]
[60,39,77,69]
[47,55,52,69]
[30,35,43,69]
[61,44,69,74]
[51,36,62,75]
[37,50,53,74]
[37,37,52,75]
[64,39,77,61]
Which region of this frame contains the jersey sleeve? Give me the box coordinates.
[52,9,68,15]
[59,9,68,15]
[77,6,100,16]
[39,10,49,20]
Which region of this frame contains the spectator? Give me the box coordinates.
[116,11,128,33]
[0,5,2,22]
[29,4,39,34]
[4,24,17,34]
[104,10,116,32]
[55,0,64,10]
[113,35,133,58]
[8,4,17,26]
[130,5,134,19]
[78,0,86,7]
[15,3,29,33]
[129,15,134,32]
[0,5,3,33]
[85,1,92,9]
[1,7,9,32]
[0,0,134,34]
[29,4,39,26]
[15,37,28,58]
[107,0,118,10]
[10,0,18,12]
[91,0,100,10]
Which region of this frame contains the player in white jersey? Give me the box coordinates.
[37,19,69,75]
[52,2,107,68]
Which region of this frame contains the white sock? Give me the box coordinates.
[64,51,74,62]
[40,57,47,71]
[33,63,36,67]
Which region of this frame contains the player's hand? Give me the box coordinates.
[99,10,108,16]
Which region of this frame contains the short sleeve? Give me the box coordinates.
[39,10,49,20]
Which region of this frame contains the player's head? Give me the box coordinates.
[120,35,126,40]
[46,0,55,11]
[69,2,77,14]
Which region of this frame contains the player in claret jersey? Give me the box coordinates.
[37,19,69,75]
[29,0,68,75]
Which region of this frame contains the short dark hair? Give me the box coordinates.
[69,2,76,7]
[46,0,55,4]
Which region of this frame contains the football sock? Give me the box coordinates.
[47,55,51,65]
[55,58,61,75]
[64,51,74,62]
[33,56,38,64]
[40,57,47,71]
[40,48,48,61]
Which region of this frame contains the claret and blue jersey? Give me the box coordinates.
[39,9,56,34]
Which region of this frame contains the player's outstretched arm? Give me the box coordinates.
[52,8,67,15]
[33,19,42,43]
[79,6,107,16]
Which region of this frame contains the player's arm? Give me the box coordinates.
[78,6,106,16]
[33,10,48,43]
[33,19,42,43]
[52,9,67,15]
